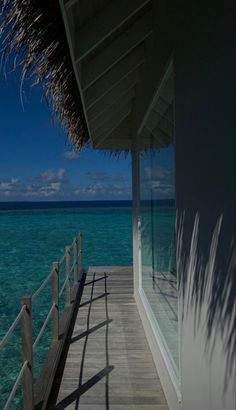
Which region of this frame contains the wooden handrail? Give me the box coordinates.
[0,233,83,410]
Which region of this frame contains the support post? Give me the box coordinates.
[65,246,71,305]
[52,262,59,342]
[73,237,79,284]
[79,232,83,279]
[21,296,34,410]
[132,138,141,296]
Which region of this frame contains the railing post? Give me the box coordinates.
[73,237,79,284]
[52,262,59,342]
[21,296,34,410]
[65,246,71,305]
[79,232,83,279]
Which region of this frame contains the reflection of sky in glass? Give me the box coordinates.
[139,63,179,375]
[140,145,175,200]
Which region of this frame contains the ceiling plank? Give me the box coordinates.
[93,118,131,149]
[91,99,134,134]
[81,11,153,90]
[92,105,132,141]
[83,45,144,105]
[90,90,135,131]
[74,0,151,62]
[87,78,137,121]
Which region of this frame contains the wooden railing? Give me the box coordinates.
[0,233,83,410]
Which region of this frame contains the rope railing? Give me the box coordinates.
[3,360,28,410]
[70,259,76,274]
[0,232,83,410]
[0,305,26,350]
[31,269,54,302]
[59,253,66,266]
[59,277,68,299]
[33,303,55,352]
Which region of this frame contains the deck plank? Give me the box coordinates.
[53,267,168,410]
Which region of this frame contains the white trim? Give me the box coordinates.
[139,288,181,398]
[135,287,181,410]
[134,57,182,409]
[59,0,91,138]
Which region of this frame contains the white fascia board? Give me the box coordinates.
[59,0,91,139]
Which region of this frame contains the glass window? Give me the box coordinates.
[139,63,179,375]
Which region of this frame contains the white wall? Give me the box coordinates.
[132,2,235,410]
[175,2,235,409]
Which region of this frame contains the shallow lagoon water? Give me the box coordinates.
[0,201,132,408]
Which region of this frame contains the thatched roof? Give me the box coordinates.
[0,0,89,149]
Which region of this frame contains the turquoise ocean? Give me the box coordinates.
[0,200,175,408]
[0,201,132,408]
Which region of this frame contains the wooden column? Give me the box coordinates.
[52,262,59,342]
[21,296,34,410]
[65,246,71,305]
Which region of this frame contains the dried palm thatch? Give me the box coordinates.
[0,0,89,149]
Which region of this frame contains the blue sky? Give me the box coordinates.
[0,71,132,201]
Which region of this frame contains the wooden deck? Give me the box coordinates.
[51,267,168,410]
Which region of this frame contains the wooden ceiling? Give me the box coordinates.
[60,0,154,150]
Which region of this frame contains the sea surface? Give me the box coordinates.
[0,200,176,408]
[0,201,132,408]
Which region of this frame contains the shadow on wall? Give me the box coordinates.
[177,211,236,392]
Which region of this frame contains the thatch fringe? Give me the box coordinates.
[0,0,89,149]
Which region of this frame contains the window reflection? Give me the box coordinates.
[139,64,179,374]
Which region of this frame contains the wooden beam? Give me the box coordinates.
[83,45,144,105]
[87,81,137,122]
[93,112,131,147]
[92,105,132,142]
[75,0,151,62]
[81,11,153,90]
[91,98,134,135]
